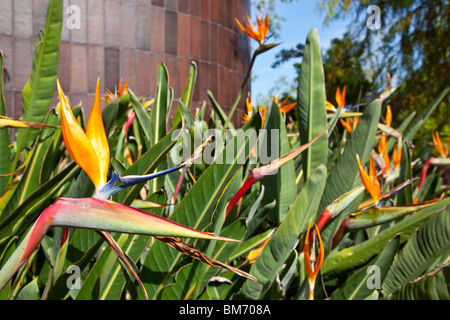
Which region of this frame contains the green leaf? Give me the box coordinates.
[396,141,413,205]
[151,64,169,147]
[159,220,246,300]
[139,114,261,299]
[382,207,450,298]
[297,28,328,180]
[240,165,327,299]
[99,235,150,300]
[388,264,450,300]
[322,198,450,280]
[45,237,104,300]
[15,0,63,155]
[0,51,13,194]
[177,100,195,127]
[75,233,129,300]
[207,91,235,131]
[17,277,40,300]
[260,102,297,223]
[330,236,399,300]
[2,110,59,216]
[229,229,274,261]
[173,62,197,127]
[129,90,151,147]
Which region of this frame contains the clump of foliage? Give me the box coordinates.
[0,0,449,300]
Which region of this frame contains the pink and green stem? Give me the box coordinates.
[0,197,238,290]
[226,173,259,217]
[331,196,444,248]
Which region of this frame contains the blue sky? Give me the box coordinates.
[251,0,349,102]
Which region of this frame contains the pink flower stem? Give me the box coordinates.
[226,173,259,218]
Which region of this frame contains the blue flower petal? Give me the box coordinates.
[96,166,182,200]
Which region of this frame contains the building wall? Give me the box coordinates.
[0,0,251,124]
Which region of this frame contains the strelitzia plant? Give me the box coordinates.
[417,132,450,192]
[0,79,251,294]
[303,220,324,300]
[330,154,444,248]
[326,86,361,133]
[226,126,328,217]
[223,13,278,130]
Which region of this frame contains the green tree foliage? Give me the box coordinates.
[318,0,450,134]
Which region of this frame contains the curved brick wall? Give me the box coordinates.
[0,0,251,124]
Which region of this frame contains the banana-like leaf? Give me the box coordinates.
[297,28,328,180]
[97,234,150,300]
[343,197,444,231]
[388,264,450,300]
[129,90,151,147]
[240,165,327,299]
[1,110,59,218]
[330,236,399,300]
[173,62,197,128]
[382,207,450,298]
[177,100,195,127]
[229,229,274,261]
[74,233,135,300]
[45,237,104,300]
[207,91,235,131]
[14,0,62,155]
[0,52,12,195]
[139,114,261,299]
[395,141,413,205]
[16,277,40,300]
[151,64,169,147]
[260,101,297,223]
[322,198,450,280]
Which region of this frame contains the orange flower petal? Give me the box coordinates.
[85,79,110,188]
[303,220,313,278]
[378,136,387,154]
[341,86,347,108]
[340,118,353,133]
[57,80,102,188]
[236,14,268,44]
[279,102,296,113]
[383,151,390,175]
[433,132,447,156]
[314,225,324,273]
[386,106,392,126]
[259,106,267,128]
[393,144,402,168]
[335,87,342,108]
[356,154,381,204]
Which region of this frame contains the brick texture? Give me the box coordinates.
[0,0,251,123]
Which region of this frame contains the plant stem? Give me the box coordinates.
[223,50,258,130]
